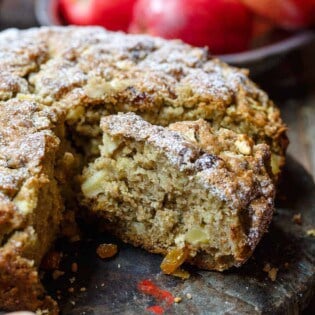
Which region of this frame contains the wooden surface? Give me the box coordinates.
[0,1,314,314]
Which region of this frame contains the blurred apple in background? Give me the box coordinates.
[59,0,137,31]
[129,0,254,54]
[240,0,315,29]
[58,0,315,55]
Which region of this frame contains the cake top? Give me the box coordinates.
[0,26,248,101]
[0,27,286,164]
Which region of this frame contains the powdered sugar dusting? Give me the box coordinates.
[101,113,274,211]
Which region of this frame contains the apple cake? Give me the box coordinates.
[0,26,287,313]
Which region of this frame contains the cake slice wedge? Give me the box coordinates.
[81,113,275,271]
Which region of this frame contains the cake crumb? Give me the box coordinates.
[306,229,315,237]
[69,277,76,284]
[36,309,49,315]
[71,262,78,272]
[292,213,302,225]
[69,235,81,243]
[174,297,182,303]
[80,287,87,292]
[172,268,190,280]
[96,243,118,259]
[41,251,62,270]
[268,267,278,281]
[52,270,65,280]
[263,263,278,281]
[101,283,105,287]
[68,287,74,293]
[70,301,76,306]
[186,293,192,299]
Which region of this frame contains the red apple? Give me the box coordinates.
[129,0,254,54]
[59,0,137,32]
[240,0,315,29]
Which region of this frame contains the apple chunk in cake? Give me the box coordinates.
[81,113,274,271]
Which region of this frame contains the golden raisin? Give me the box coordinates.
[96,243,118,259]
[160,248,189,275]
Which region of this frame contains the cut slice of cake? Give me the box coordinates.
[81,113,275,271]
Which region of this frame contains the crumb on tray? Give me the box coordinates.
[96,243,118,259]
[71,262,78,273]
[263,263,278,281]
[52,270,65,280]
[292,213,302,225]
[186,293,192,299]
[68,287,74,293]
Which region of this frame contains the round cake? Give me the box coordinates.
[0,26,287,313]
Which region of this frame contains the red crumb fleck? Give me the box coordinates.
[137,279,174,306]
[146,305,164,314]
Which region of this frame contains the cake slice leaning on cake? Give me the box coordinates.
[81,113,275,271]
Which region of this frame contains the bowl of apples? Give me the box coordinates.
[35,0,315,75]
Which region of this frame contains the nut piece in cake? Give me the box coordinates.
[81,113,275,271]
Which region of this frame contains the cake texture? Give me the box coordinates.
[81,113,275,271]
[0,26,287,313]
